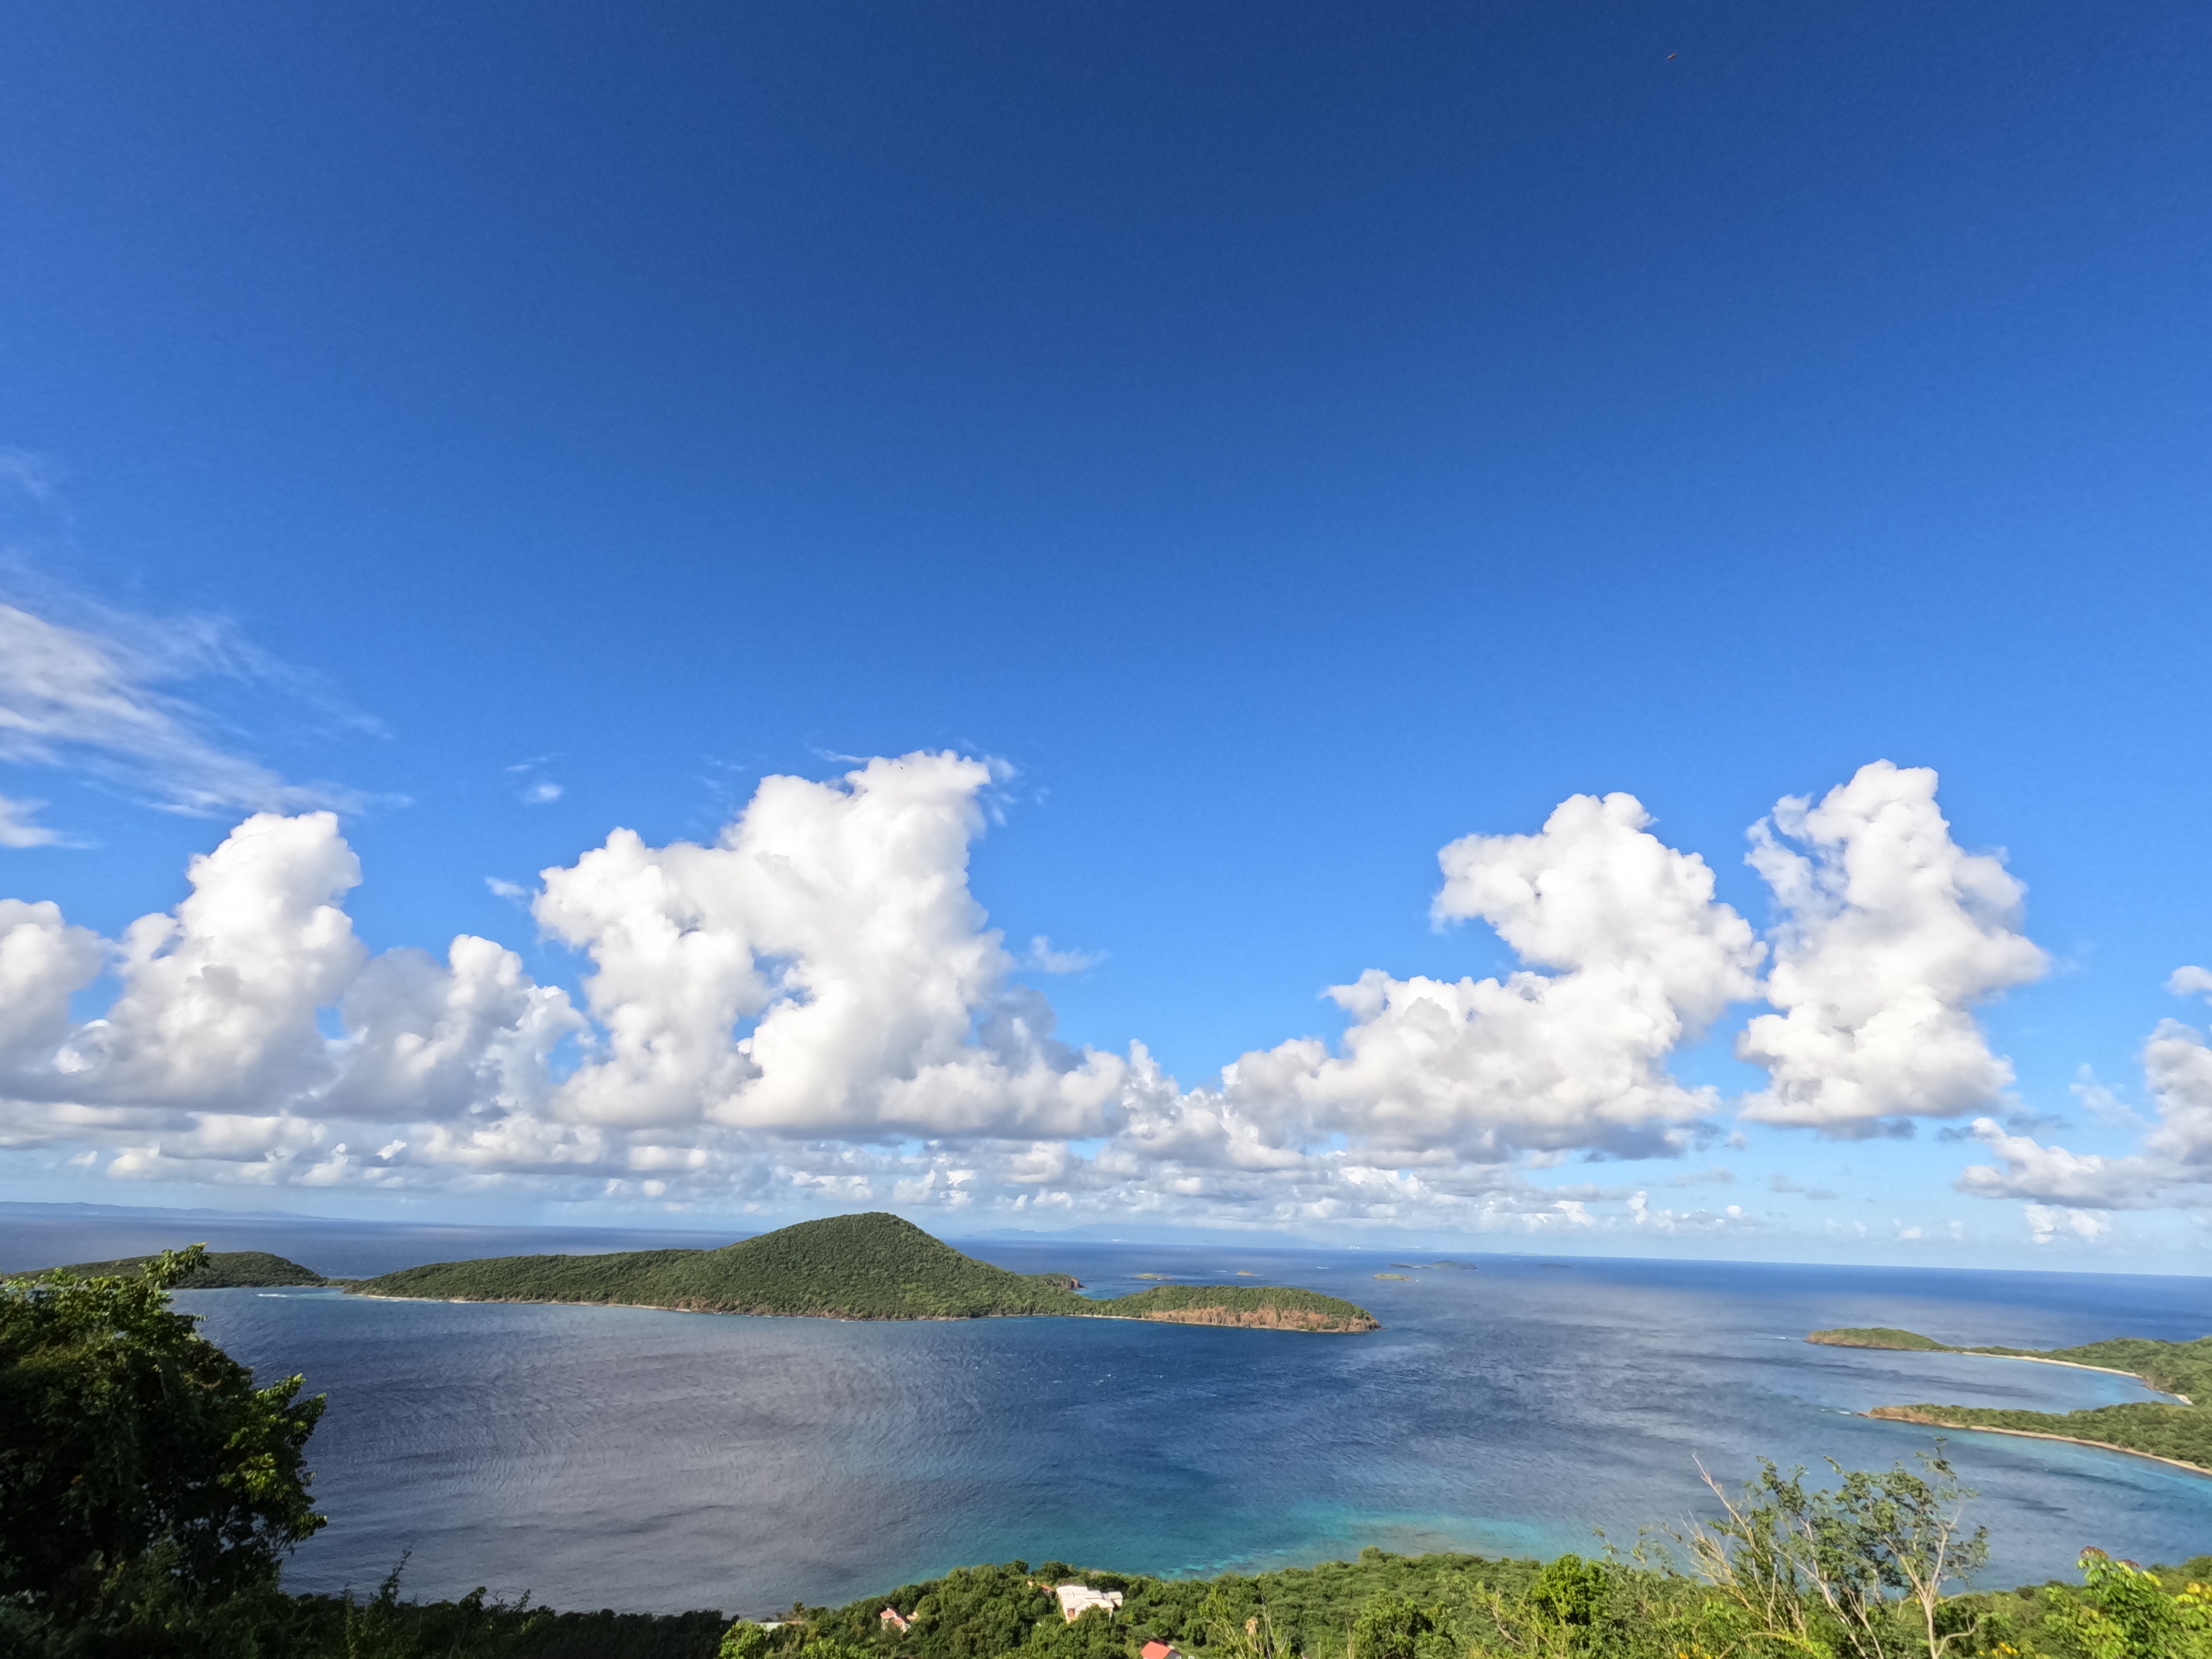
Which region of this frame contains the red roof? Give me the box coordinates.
[1142,1641,1181,1659]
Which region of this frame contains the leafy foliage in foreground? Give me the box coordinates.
[17,1534,2212,1659]
[0,1567,733,1659]
[6,1249,329,1289]
[349,1212,1378,1331]
[1810,1324,2212,1471]
[0,1247,327,1624]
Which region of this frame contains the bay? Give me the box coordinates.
[142,1240,2212,1615]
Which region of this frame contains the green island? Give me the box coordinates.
[5,1248,329,1289]
[1809,1324,2212,1472]
[347,1213,1381,1333]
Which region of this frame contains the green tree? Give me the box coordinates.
[0,1245,327,1622]
[1680,1447,1989,1659]
[2044,1550,2212,1659]
[1525,1555,1605,1632]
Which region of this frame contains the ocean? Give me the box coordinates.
[8,1210,2211,1615]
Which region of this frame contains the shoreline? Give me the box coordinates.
[1980,1351,2192,1404]
[1862,1408,2212,1478]
[1810,1335,2191,1404]
[342,1289,1377,1332]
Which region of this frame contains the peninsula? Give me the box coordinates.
[348,1212,1381,1332]
[7,1249,328,1289]
[1808,1324,2212,1472]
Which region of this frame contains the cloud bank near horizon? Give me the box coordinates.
[2,749,2194,1244]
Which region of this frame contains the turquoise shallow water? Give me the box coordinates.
[145,1241,2212,1615]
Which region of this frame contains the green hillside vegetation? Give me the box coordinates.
[783,1550,1545,1659]
[348,1214,1378,1332]
[1812,1324,2212,1471]
[9,1249,327,1288]
[721,1534,2212,1659]
[43,1536,2212,1659]
[2029,1336,2212,1401]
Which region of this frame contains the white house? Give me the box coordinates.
[1054,1585,1125,1623]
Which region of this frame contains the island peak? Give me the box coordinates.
[348,1213,1378,1332]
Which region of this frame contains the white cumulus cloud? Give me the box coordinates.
[2169,965,2212,1001]
[1955,974,2212,1212]
[538,752,1128,1139]
[2023,1204,2112,1245]
[50,812,366,1110]
[0,754,1133,1193]
[0,750,2157,1243]
[1737,761,2048,1136]
[0,899,102,1071]
[1217,791,1763,1159]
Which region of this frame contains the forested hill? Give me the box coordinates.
[1810,1324,2212,1471]
[348,1212,1379,1330]
[6,1249,327,1289]
[351,1213,1083,1319]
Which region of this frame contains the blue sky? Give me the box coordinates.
[2,2,2210,1266]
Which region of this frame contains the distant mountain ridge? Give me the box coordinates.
[349,1212,1380,1332]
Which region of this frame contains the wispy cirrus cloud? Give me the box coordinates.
[0,793,63,849]
[1025,936,1104,974]
[0,453,377,835]
[0,594,373,831]
[505,758,564,805]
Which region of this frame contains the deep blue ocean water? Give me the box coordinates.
[8,1211,2210,1616]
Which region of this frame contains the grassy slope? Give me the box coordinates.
[350,1213,1378,1331]
[1810,1325,2212,1470]
[5,1249,327,1289]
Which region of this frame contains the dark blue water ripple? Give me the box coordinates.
[174,1246,2212,1615]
